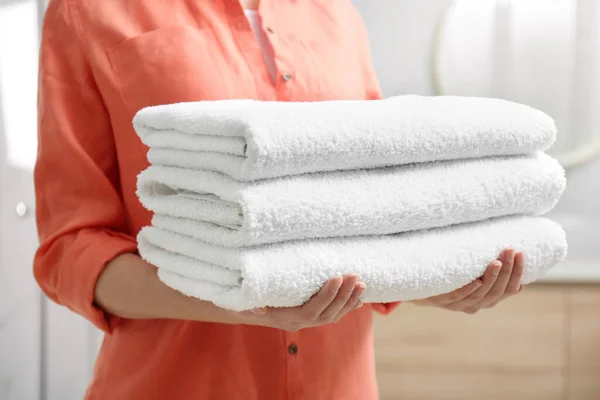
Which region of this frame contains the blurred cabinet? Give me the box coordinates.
[374,284,600,400]
[568,289,600,399]
[0,1,101,399]
[0,157,41,400]
[0,2,42,399]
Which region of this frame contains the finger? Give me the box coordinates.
[249,307,267,316]
[446,260,502,311]
[485,283,524,309]
[333,282,367,323]
[317,275,359,322]
[415,278,484,306]
[477,248,515,308]
[301,277,343,320]
[505,252,525,295]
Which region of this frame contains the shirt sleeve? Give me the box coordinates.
[33,0,138,333]
[370,302,401,315]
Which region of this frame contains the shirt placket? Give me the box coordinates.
[225,0,296,101]
[254,0,297,100]
[283,329,302,400]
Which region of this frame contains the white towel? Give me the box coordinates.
[137,216,567,311]
[136,152,566,247]
[133,95,557,181]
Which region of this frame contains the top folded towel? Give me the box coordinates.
[133,95,557,181]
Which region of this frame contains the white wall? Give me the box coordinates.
[353,0,453,97]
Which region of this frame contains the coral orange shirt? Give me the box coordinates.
[33,0,399,398]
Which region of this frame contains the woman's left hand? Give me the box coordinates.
[411,248,525,314]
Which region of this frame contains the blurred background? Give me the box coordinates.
[1,0,598,399]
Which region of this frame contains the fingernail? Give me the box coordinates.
[354,285,366,299]
[353,301,363,309]
[251,308,267,315]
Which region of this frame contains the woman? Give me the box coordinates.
[33,0,525,398]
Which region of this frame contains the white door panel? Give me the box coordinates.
[0,166,40,400]
[0,1,41,399]
[1,1,101,399]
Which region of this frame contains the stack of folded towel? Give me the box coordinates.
[133,95,568,311]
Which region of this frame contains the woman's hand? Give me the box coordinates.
[236,275,366,332]
[96,250,522,329]
[96,255,365,327]
[411,248,525,314]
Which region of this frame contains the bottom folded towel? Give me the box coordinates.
[137,216,567,311]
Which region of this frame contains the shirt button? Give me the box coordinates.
[282,73,292,82]
[288,343,298,355]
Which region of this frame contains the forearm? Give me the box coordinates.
[95,257,373,331]
[94,253,242,324]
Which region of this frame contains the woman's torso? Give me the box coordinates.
[73,0,382,398]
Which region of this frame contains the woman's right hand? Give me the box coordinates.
[235,275,366,331]
[96,254,366,328]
